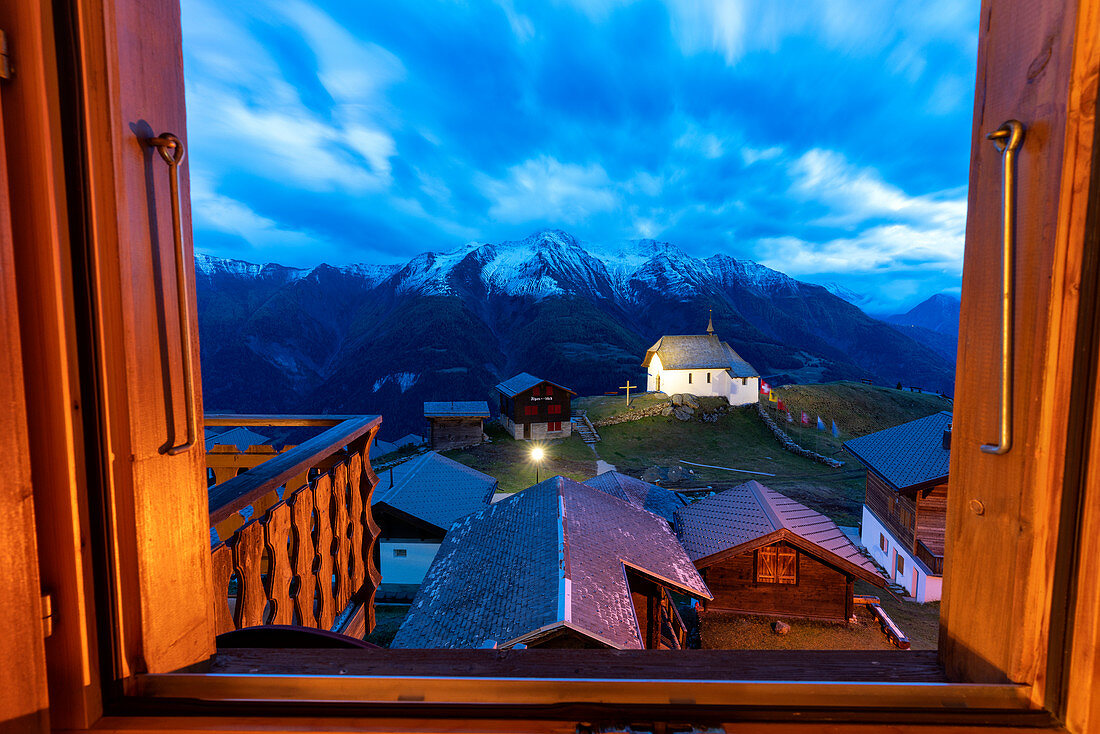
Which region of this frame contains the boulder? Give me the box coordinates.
[671,393,685,406]
[673,407,693,421]
[660,406,674,417]
[683,394,700,408]
[772,620,791,635]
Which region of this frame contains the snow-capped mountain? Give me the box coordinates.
[195,230,955,437]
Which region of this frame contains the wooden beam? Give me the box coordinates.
[204,415,358,427]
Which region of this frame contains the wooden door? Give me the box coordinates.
[70,0,215,677]
[0,72,51,734]
[942,0,1098,706]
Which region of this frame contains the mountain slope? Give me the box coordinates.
[195,231,955,438]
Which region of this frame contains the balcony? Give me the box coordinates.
[204,414,382,639]
[915,538,944,577]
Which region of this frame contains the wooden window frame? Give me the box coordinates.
[524,405,537,416]
[548,404,562,415]
[6,0,1099,731]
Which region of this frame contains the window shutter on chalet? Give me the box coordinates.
[757,546,777,583]
[778,547,797,584]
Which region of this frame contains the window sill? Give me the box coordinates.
[124,649,1049,728]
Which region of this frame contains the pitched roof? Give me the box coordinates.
[674,481,884,586]
[583,471,685,523]
[843,411,952,491]
[642,335,758,377]
[494,372,576,398]
[204,426,270,451]
[423,401,491,418]
[391,476,710,650]
[372,452,497,533]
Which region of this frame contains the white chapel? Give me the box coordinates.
[641,315,760,405]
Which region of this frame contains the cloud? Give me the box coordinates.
[787,149,966,230]
[477,156,619,223]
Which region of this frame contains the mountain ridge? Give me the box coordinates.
[195,230,956,438]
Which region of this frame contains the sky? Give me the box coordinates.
[180,0,979,313]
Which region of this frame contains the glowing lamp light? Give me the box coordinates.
[531,446,545,482]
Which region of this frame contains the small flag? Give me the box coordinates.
[801,411,810,426]
[760,381,771,395]
[777,399,786,411]
[816,416,825,431]
[768,391,778,403]
[787,411,794,423]
[832,420,839,437]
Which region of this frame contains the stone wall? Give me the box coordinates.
[755,403,844,468]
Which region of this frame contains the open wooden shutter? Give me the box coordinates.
[757,546,777,583]
[778,547,797,585]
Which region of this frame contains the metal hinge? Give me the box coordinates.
[0,30,12,81]
[577,725,725,734]
[41,593,53,638]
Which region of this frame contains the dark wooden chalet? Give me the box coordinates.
[423,401,490,450]
[392,477,711,650]
[844,411,952,602]
[494,372,576,440]
[675,481,887,623]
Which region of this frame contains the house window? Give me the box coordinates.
[688,373,693,384]
[548,405,561,414]
[880,533,888,552]
[393,548,407,558]
[548,421,562,432]
[706,372,711,383]
[756,546,797,585]
[545,385,553,396]
[896,553,905,576]
[524,405,537,416]
[741,377,747,385]
[532,385,541,396]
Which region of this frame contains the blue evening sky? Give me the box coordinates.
[181,0,978,312]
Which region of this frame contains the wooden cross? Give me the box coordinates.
[620,379,637,406]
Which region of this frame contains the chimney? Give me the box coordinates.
[943,425,952,451]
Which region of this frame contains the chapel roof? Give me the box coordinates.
[642,334,758,377]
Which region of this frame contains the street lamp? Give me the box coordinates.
[531,447,544,483]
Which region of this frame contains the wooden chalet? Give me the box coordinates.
[392,477,711,650]
[423,401,490,450]
[494,372,575,440]
[3,0,1100,730]
[844,411,952,602]
[372,451,497,599]
[675,482,887,623]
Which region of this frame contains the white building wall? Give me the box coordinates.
[860,506,941,603]
[646,355,759,406]
[379,540,440,586]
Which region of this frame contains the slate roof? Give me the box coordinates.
[674,481,884,586]
[372,452,497,533]
[642,335,758,377]
[423,401,491,419]
[583,471,686,523]
[494,372,576,398]
[391,476,711,650]
[843,411,952,491]
[204,426,270,451]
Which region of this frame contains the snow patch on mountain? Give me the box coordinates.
[194,252,309,281]
[372,372,420,393]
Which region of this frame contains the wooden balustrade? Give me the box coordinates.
[206,415,382,638]
[915,539,945,576]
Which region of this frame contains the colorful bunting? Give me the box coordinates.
[816,416,825,430]
[801,411,810,426]
[832,420,839,437]
[768,391,778,403]
[760,381,771,395]
[787,411,793,423]
[777,399,786,411]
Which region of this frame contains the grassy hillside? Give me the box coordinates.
[442,425,597,492]
[444,381,952,527]
[573,392,669,422]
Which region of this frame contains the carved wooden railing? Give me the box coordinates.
[205,415,382,639]
[656,588,687,650]
[915,538,945,576]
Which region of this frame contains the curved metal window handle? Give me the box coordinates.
[981,120,1025,455]
[148,133,198,456]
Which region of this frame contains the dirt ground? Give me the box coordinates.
[699,605,899,651]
